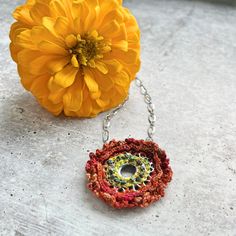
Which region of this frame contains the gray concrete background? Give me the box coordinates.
[0,0,236,235]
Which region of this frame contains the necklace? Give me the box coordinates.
[86,78,173,209]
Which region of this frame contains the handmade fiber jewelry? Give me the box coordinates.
[86,78,173,209]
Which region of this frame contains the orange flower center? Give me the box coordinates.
[65,30,111,68]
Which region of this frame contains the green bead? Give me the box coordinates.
[136,177,141,182]
[107,160,113,165]
[114,178,120,183]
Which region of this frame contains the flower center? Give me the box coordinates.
[66,31,111,68]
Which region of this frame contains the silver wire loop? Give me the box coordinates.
[102,77,156,143]
[102,130,109,143]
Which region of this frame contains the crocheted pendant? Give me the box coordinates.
[86,138,173,209]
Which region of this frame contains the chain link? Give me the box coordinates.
[102,77,156,143]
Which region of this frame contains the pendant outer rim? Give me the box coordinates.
[86,138,173,209]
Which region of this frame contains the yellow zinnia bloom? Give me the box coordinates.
[10,0,140,117]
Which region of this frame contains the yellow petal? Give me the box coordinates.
[83,2,99,32]
[102,9,123,25]
[97,0,119,25]
[94,69,114,91]
[10,42,22,62]
[63,75,84,111]
[65,34,77,48]
[110,86,128,106]
[73,0,85,4]
[47,56,70,73]
[112,40,128,51]
[114,70,130,86]
[96,98,110,108]
[84,68,99,92]
[90,90,101,100]
[38,40,68,55]
[40,97,63,116]
[71,55,79,68]
[18,65,36,90]
[112,23,127,41]
[90,30,99,38]
[76,87,92,117]
[107,49,139,64]
[99,20,120,36]
[127,32,140,44]
[90,100,103,116]
[31,25,65,48]
[49,0,67,18]
[13,5,34,25]
[17,47,69,75]
[54,65,78,88]
[26,0,35,5]
[102,59,123,74]
[73,17,82,35]
[16,29,37,50]
[17,49,42,67]
[115,85,128,97]
[86,0,99,8]
[30,74,50,99]
[88,59,96,68]
[10,22,27,41]
[54,17,71,37]
[100,45,111,54]
[42,17,57,36]
[48,88,65,104]
[95,61,108,74]
[30,2,50,24]
[29,55,51,75]
[48,76,62,92]
[72,0,84,17]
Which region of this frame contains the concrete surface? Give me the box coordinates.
[0,0,236,235]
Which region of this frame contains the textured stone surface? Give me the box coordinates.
[0,0,236,235]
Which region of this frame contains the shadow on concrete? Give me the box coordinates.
[182,0,236,6]
[0,93,86,144]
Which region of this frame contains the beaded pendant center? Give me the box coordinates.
[104,153,154,192]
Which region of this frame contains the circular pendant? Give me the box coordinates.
[86,138,173,209]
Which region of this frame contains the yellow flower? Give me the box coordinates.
[10,0,140,117]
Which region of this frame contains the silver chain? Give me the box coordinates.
[102,77,156,143]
